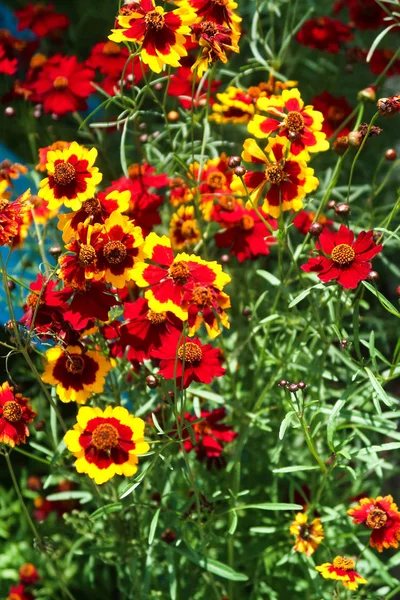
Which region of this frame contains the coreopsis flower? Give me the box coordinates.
[248,88,329,159]
[58,221,104,290]
[15,3,69,38]
[347,495,400,552]
[214,204,277,262]
[6,584,34,600]
[30,54,94,115]
[169,205,201,249]
[181,0,241,32]
[120,297,183,362]
[310,91,353,138]
[38,142,102,211]
[334,0,386,30]
[181,408,237,467]
[168,176,194,206]
[19,563,39,585]
[231,137,319,218]
[191,21,240,76]
[0,159,27,185]
[315,556,367,591]
[296,17,353,53]
[132,232,231,320]
[301,225,382,289]
[94,212,144,289]
[168,65,221,109]
[62,282,118,331]
[109,1,197,74]
[64,406,150,485]
[190,153,233,219]
[57,190,131,242]
[181,284,230,338]
[20,274,69,335]
[0,382,37,447]
[370,49,400,78]
[152,333,225,388]
[293,210,333,236]
[0,183,30,247]
[290,512,324,556]
[36,141,71,173]
[0,44,17,75]
[41,345,112,403]
[210,85,258,124]
[87,41,132,78]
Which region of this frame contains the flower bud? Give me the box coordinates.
[4,106,15,117]
[297,381,306,390]
[167,110,179,122]
[396,286,400,297]
[288,383,298,393]
[220,254,230,264]
[233,165,246,177]
[385,149,397,161]
[228,156,241,169]
[327,200,336,210]
[146,375,159,389]
[153,82,163,91]
[139,134,148,143]
[309,222,323,236]
[242,307,251,317]
[34,420,46,431]
[341,339,349,348]
[278,380,287,387]
[7,280,16,291]
[49,245,62,259]
[333,136,349,155]
[357,85,376,103]
[367,270,379,282]
[161,528,177,543]
[335,203,351,216]
[348,131,362,147]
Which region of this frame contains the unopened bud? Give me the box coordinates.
[367,270,379,282]
[167,110,179,122]
[49,245,62,259]
[4,107,15,117]
[288,383,298,393]
[233,165,246,177]
[357,86,376,103]
[146,375,159,389]
[385,149,397,161]
[309,222,323,236]
[335,203,351,216]
[228,156,241,169]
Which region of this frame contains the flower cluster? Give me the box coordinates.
[6,563,40,600]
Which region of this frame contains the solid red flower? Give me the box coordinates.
[0,43,17,75]
[15,3,69,38]
[152,333,225,388]
[7,583,34,600]
[120,297,183,362]
[296,17,353,53]
[181,408,237,467]
[20,273,69,335]
[0,382,37,447]
[30,54,94,116]
[87,41,132,77]
[293,210,333,236]
[19,563,39,585]
[214,204,277,262]
[310,91,354,138]
[62,282,119,331]
[301,225,382,289]
[348,495,400,552]
[334,0,386,30]
[369,49,400,78]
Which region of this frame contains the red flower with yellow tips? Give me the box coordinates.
[248,88,329,159]
[301,225,382,289]
[191,21,240,76]
[169,205,201,249]
[38,142,102,211]
[347,495,400,552]
[0,382,36,447]
[58,220,104,290]
[41,345,112,404]
[0,183,29,247]
[181,283,230,338]
[109,0,196,74]
[315,556,367,591]
[131,232,230,320]
[181,0,241,32]
[152,333,225,388]
[94,212,144,289]
[64,406,149,485]
[231,137,319,218]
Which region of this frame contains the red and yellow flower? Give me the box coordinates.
[0,183,30,247]
[0,382,36,447]
[181,283,230,338]
[210,86,258,124]
[190,153,233,219]
[248,88,329,159]
[36,141,71,173]
[19,563,39,585]
[347,495,400,552]
[132,232,230,320]
[231,137,319,218]
[94,212,144,289]
[152,332,225,388]
[38,142,102,211]
[64,406,149,485]
[181,0,241,32]
[6,583,34,600]
[58,220,104,290]
[41,345,112,404]
[191,21,240,77]
[290,512,324,556]
[169,205,201,249]
[109,0,196,74]
[315,556,367,591]
[0,159,27,185]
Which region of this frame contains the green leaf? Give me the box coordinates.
[249,526,276,534]
[327,399,346,452]
[234,503,302,512]
[353,442,400,458]
[279,411,296,440]
[288,283,325,308]
[46,490,92,503]
[90,502,123,520]
[167,544,248,582]
[362,281,400,318]
[257,269,281,286]
[148,508,161,545]
[366,24,398,62]
[228,511,238,535]
[365,367,394,409]
[272,465,320,473]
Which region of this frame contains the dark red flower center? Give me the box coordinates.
[366,508,388,529]
[201,21,218,36]
[147,309,167,324]
[53,75,69,89]
[0,198,9,210]
[78,244,97,267]
[207,171,227,189]
[65,355,85,374]
[53,162,76,186]
[3,400,22,422]
[102,41,121,55]
[178,342,202,363]
[91,423,119,451]
[169,261,190,283]
[26,292,43,310]
[145,10,165,30]
[331,243,355,265]
[240,214,255,230]
[181,221,197,239]
[266,164,284,185]
[298,524,311,540]
[83,197,102,215]
[332,556,355,571]
[103,241,127,265]
[192,286,213,307]
[285,111,304,132]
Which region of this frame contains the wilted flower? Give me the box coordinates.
[290,512,324,556]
